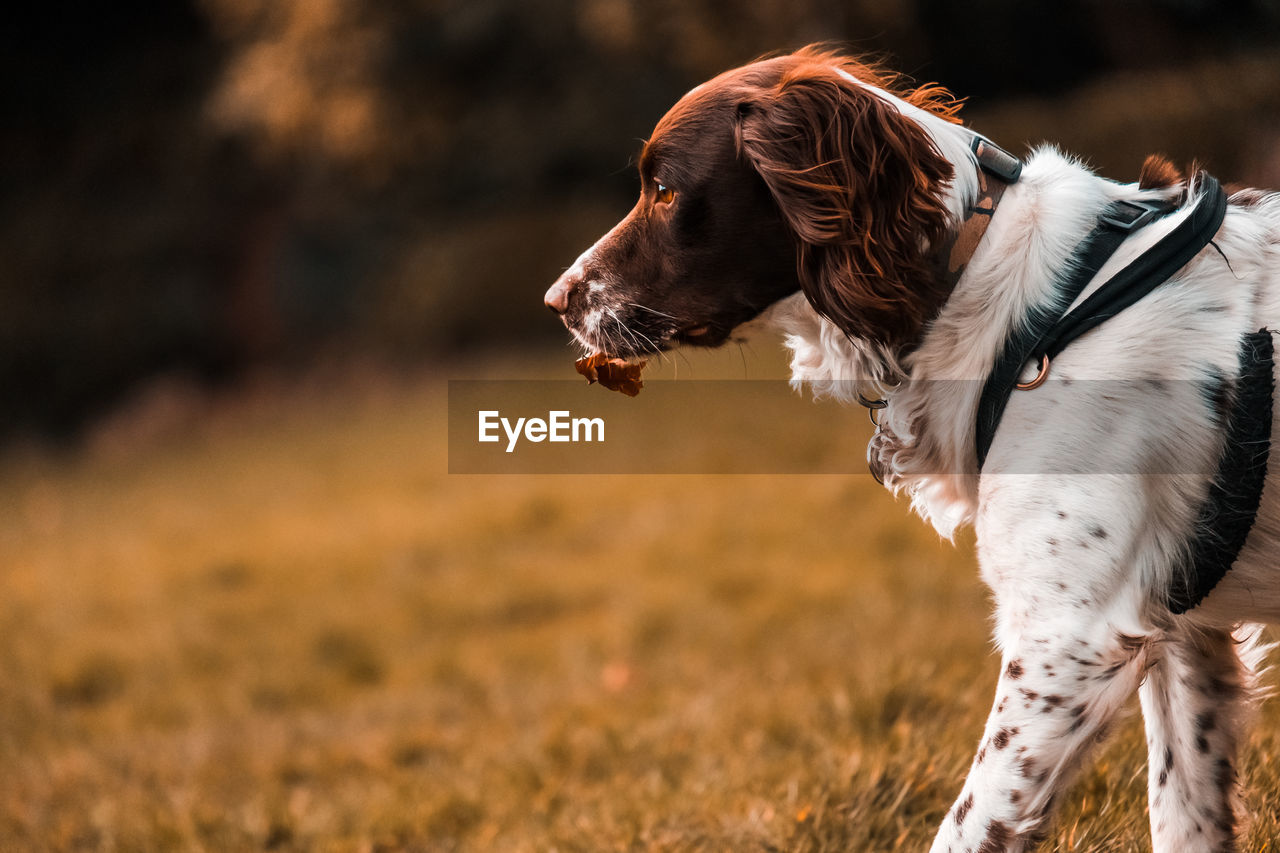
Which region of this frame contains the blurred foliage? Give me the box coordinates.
[2,0,1280,436]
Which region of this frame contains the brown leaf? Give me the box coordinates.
[574,353,646,397]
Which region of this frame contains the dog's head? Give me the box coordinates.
[545,47,963,359]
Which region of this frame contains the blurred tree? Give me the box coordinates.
[0,0,1278,437]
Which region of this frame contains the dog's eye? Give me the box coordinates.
[655,183,675,205]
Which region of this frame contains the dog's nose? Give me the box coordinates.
[544,276,576,315]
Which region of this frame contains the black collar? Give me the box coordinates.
[940,135,1024,288]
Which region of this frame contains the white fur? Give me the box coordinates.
[769,83,1280,852]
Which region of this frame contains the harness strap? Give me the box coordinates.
[1038,177,1228,364]
[975,174,1229,469]
[1167,329,1274,613]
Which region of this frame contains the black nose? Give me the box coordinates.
[544,275,576,315]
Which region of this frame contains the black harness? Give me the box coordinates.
[977,174,1229,467]
[970,167,1273,613]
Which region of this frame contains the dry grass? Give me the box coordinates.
[2,347,1279,852]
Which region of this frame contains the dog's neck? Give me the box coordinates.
[830,72,1024,377]
[853,132,1023,395]
[771,149,1117,536]
[764,126,1020,401]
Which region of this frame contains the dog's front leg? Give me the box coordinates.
[928,618,1149,852]
[931,477,1159,852]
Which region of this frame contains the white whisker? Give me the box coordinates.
[627,301,680,321]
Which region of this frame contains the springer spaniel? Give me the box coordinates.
[544,46,1280,852]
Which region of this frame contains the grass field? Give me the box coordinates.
[2,346,1279,852]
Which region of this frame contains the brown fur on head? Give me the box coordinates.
[545,47,967,359]
[735,48,964,348]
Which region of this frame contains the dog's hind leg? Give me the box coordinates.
[1139,624,1262,853]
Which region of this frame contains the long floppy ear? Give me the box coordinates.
[735,58,957,348]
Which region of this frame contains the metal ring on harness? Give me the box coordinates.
[1015,355,1051,391]
[857,392,887,427]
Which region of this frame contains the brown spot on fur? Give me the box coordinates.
[992,726,1018,750]
[976,820,1013,853]
[1102,657,1129,677]
[1158,745,1174,786]
[1207,674,1238,698]
[1005,660,1023,680]
[1138,154,1184,190]
[1117,634,1146,653]
[955,792,974,826]
[1216,757,1235,791]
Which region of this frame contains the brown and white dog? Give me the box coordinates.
[545,46,1280,852]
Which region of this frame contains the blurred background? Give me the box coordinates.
[4,0,1280,438]
[5,2,1280,851]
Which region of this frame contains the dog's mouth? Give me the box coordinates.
[567,313,728,359]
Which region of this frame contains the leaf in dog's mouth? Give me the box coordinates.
[574,353,646,397]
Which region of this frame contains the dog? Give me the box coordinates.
[544,46,1280,852]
